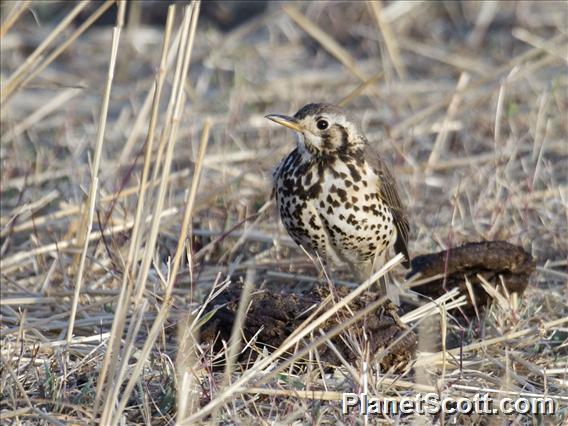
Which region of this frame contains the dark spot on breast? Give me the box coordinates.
[308,215,321,230]
[347,164,362,182]
[306,183,322,199]
[332,224,344,235]
[328,166,340,178]
[336,188,347,202]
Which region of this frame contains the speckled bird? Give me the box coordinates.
[266,103,410,292]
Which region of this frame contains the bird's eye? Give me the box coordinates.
[316,119,329,130]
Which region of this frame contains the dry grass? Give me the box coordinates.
[1,1,567,424]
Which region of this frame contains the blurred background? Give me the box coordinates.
[1,1,565,261]
[1,1,567,256]
[1,1,566,423]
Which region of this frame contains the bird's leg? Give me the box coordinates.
[352,262,390,301]
[321,264,335,289]
[371,252,401,305]
[351,262,372,287]
[379,272,400,305]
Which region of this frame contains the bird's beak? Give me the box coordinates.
[265,114,303,133]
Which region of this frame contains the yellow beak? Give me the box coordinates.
[265,114,303,132]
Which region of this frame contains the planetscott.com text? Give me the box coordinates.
[342,392,557,416]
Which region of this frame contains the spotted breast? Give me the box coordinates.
[274,146,397,269]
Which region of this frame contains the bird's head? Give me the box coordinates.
[265,103,366,157]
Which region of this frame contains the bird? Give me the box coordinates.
[266,103,410,300]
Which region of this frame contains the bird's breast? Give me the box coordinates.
[274,154,396,265]
[315,160,396,262]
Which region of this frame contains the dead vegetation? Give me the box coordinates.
[1,1,567,424]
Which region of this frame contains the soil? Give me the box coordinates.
[201,241,535,370]
[407,240,535,311]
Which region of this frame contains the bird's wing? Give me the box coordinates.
[271,154,287,199]
[364,144,410,268]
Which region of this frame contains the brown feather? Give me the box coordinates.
[364,144,410,268]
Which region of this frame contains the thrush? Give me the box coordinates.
[266,103,410,297]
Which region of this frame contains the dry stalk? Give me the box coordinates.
[117,21,184,167]
[0,208,177,273]
[282,5,369,81]
[208,268,256,423]
[0,0,32,38]
[2,1,115,105]
[391,33,566,138]
[93,6,176,415]
[416,316,568,367]
[131,3,195,306]
[368,1,407,81]
[102,6,203,423]
[512,27,568,61]
[1,87,82,143]
[0,1,89,103]
[66,26,122,344]
[2,167,191,237]
[337,72,383,107]
[427,72,470,168]
[180,255,402,424]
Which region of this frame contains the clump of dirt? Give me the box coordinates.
[201,284,417,372]
[201,241,535,371]
[407,241,535,311]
